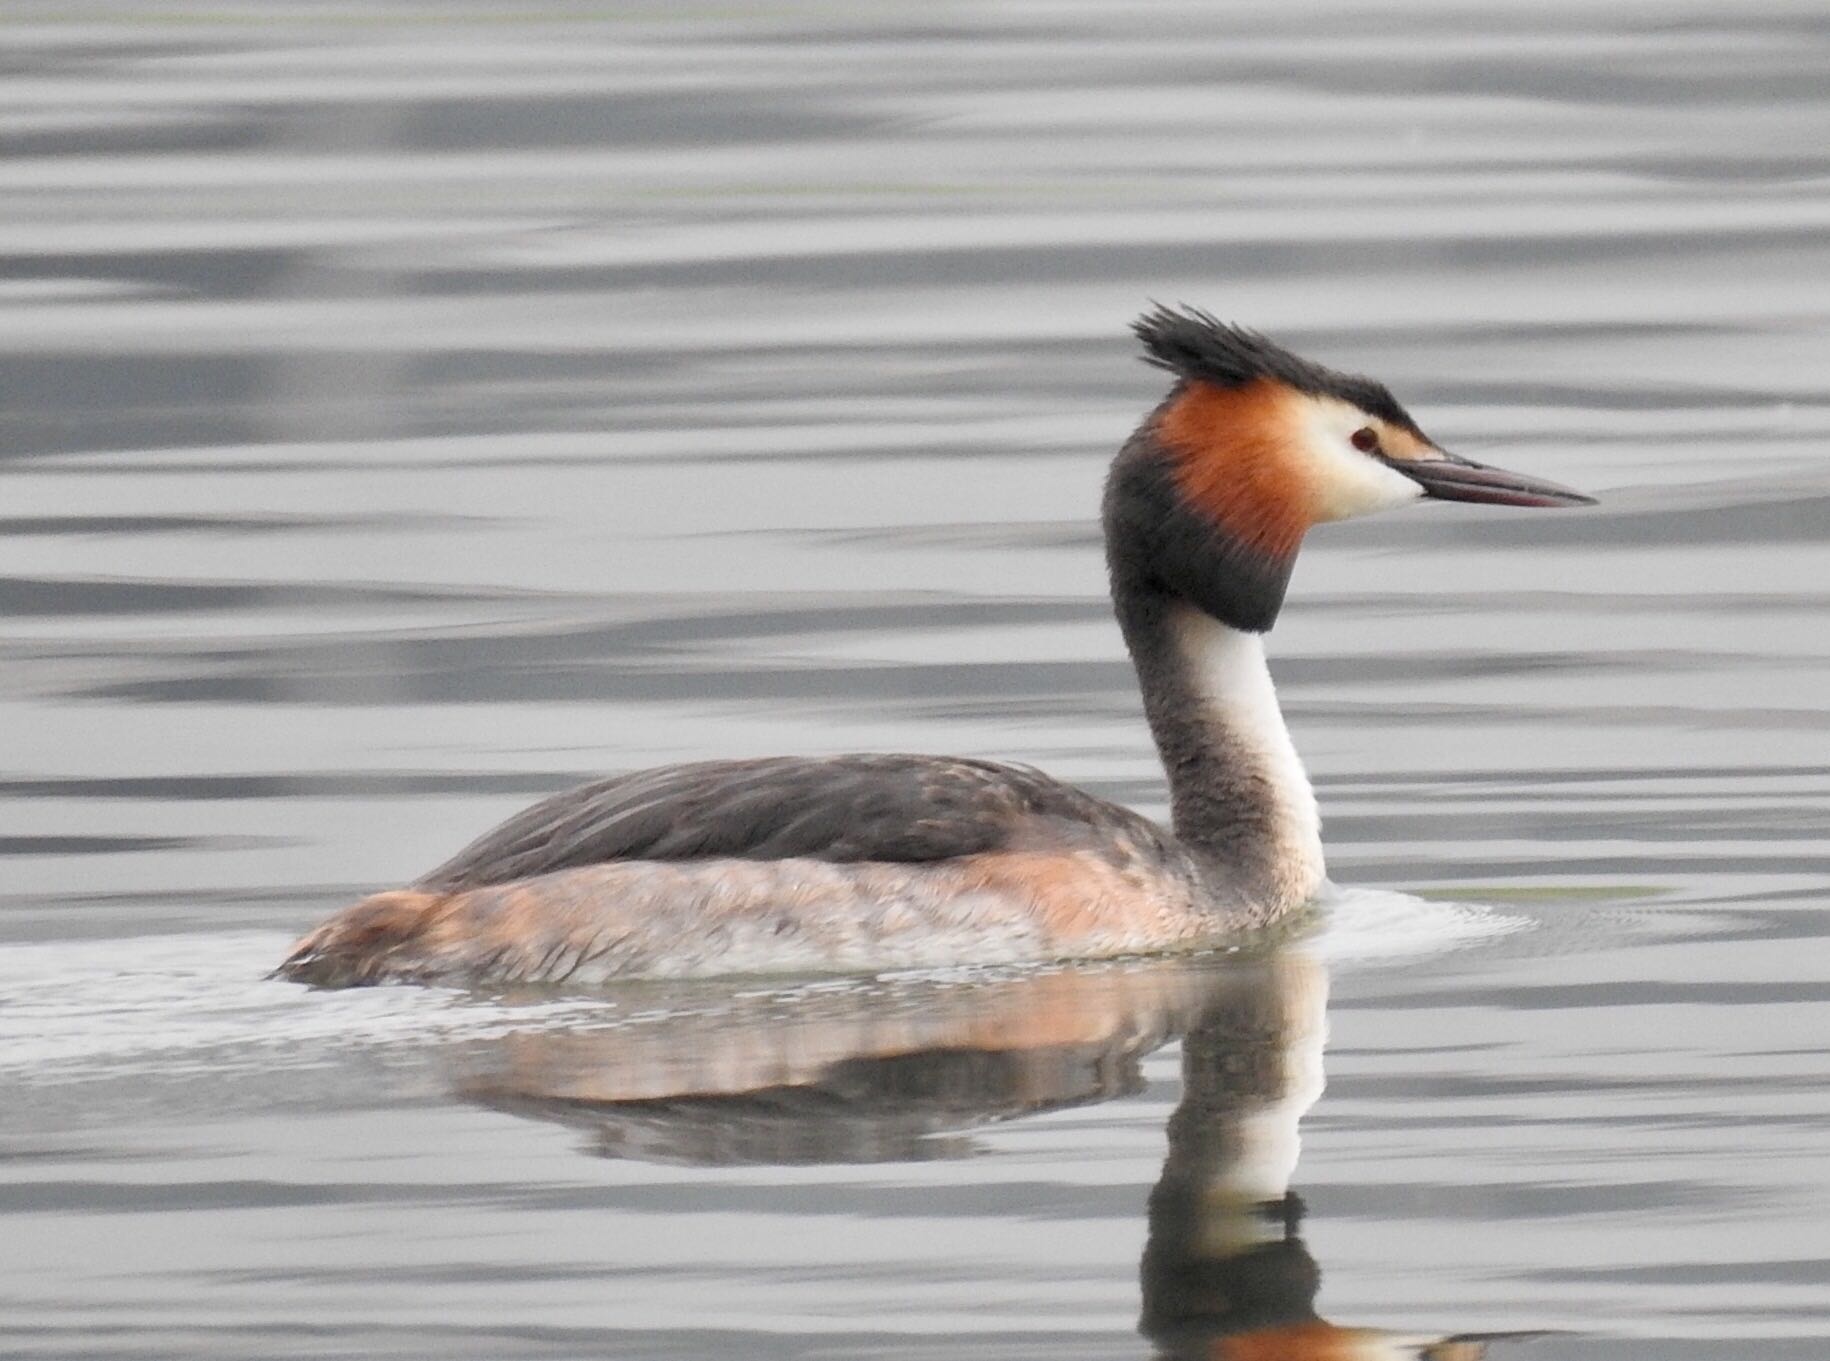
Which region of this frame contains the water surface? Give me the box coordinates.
[2,3,1828,1357]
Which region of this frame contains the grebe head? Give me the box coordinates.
[1106,306,1595,633]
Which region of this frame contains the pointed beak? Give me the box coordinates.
[1391,450,1597,508]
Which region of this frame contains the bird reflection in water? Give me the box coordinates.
[456,952,1526,1357]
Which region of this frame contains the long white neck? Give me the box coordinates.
[1177,606,1323,858]
[1131,602,1325,914]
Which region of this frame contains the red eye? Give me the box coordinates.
[1350,427,1379,452]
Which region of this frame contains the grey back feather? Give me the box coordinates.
[418,753,1165,892]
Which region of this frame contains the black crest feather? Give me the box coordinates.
[1132,305,1423,436]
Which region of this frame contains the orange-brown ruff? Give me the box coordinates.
[280,308,1594,986]
[1157,379,1315,561]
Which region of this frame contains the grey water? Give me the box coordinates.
[3,2,1829,1356]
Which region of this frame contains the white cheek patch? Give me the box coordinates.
[1297,399,1425,523]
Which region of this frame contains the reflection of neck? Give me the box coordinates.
[1140,952,1330,1350]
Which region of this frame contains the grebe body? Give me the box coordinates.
[280,310,1591,986]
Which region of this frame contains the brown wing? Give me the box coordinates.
[418,754,1164,893]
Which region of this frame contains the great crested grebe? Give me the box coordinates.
[280,308,1593,986]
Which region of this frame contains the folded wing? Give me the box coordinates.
[419,753,1165,892]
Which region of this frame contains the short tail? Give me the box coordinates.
[273,889,452,987]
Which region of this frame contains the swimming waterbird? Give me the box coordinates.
[280,308,1593,986]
